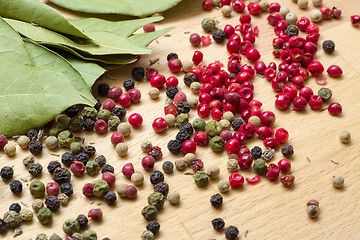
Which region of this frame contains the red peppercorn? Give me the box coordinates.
[141,155,155,171]
[0,134,8,150]
[299,87,313,101]
[332,7,342,19]
[118,93,132,108]
[268,2,280,12]
[102,98,116,111]
[247,2,261,15]
[102,172,116,187]
[309,95,323,110]
[108,86,123,101]
[194,131,209,146]
[168,58,182,73]
[225,138,240,154]
[152,117,167,133]
[264,67,276,81]
[263,137,279,150]
[240,14,251,24]
[190,159,204,172]
[249,99,262,108]
[306,24,320,34]
[239,123,256,138]
[46,182,59,196]
[220,130,233,142]
[266,164,280,180]
[238,145,250,155]
[251,106,261,117]
[70,161,85,177]
[82,183,94,197]
[94,119,108,134]
[128,113,143,128]
[211,108,223,121]
[275,128,289,143]
[233,132,247,145]
[245,47,261,62]
[327,65,343,78]
[238,153,253,169]
[166,76,179,88]
[122,163,135,178]
[110,131,124,146]
[260,111,276,127]
[202,0,213,10]
[278,159,291,172]
[320,6,332,20]
[164,103,177,116]
[351,15,360,26]
[328,102,342,116]
[306,32,320,44]
[143,23,155,32]
[226,40,240,53]
[224,25,235,39]
[293,96,307,110]
[125,185,137,199]
[88,208,103,221]
[181,140,197,154]
[221,0,231,5]
[150,74,166,88]
[190,33,201,47]
[232,0,245,12]
[297,17,310,32]
[128,89,141,103]
[229,172,244,188]
[192,51,203,65]
[197,103,211,118]
[267,12,284,26]
[246,176,261,184]
[146,68,158,80]
[256,126,273,139]
[174,92,187,105]
[307,61,324,76]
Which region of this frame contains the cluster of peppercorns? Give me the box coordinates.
[211,217,240,240]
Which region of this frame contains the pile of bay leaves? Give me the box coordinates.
[0,0,176,137]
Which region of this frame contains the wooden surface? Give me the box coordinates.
[1,0,360,239]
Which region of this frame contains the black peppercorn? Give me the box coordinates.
[285,25,299,37]
[95,155,106,167]
[101,164,114,174]
[61,152,75,167]
[76,152,90,165]
[322,40,335,54]
[150,170,164,185]
[179,122,194,135]
[162,161,174,174]
[211,218,225,230]
[154,182,169,196]
[210,193,223,208]
[166,86,179,99]
[28,163,43,177]
[183,72,197,86]
[83,118,95,131]
[111,107,127,120]
[76,214,88,229]
[251,146,262,159]
[83,146,96,157]
[176,131,190,144]
[148,147,162,161]
[98,83,110,96]
[167,140,182,154]
[167,53,178,61]
[146,220,160,235]
[65,105,79,118]
[132,67,145,80]
[104,191,117,205]
[94,98,101,111]
[231,118,244,131]
[60,183,73,196]
[29,140,43,155]
[224,226,239,240]
[0,219,6,233]
[281,144,294,157]
[27,129,39,141]
[212,29,226,43]
[0,166,14,181]
[177,101,190,114]
[123,78,135,91]
[9,203,21,213]
[47,161,61,175]
[45,196,60,212]
[53,168,71,184]
[10,180,22,194]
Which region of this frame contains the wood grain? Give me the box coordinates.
[1,0,360,239]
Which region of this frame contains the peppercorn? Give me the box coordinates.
[332,175,344,188]
[285,24,299,37]
[76,152,90,165]
[281,144,294,157]
[231,119,243,131]
[111,107,127,121]
[210,193,223,208]
[93,156,106,168]
[193,171,209,187]
[227,159,239,172]
[212,218,225,230]
[29,140,42,155]
[224,226,239,240]
[60,182,73,196]
[310,9,322,22]
[177,102,190,115]
[72,233,82,240]
[148,192,165,209]
[122,78,134,91]
[30,180,45,198]
[150,170,164,185]
[92,179,109,198]
[318,87,332,102]
[83,230,97,240]
[9,203,21,213]
[162,161,174,174]
[85,161,100,176]
[322,40,335,54]
[45,136,58,150]
[83,118,95,131]
[46,161,60,176]
[53,168,71,184]
[141,230,154,240]
[88,208,103,221]
[58,130,75,148]
[253,159,268,175]
[0,219,6,233]
[10,180,22,194]
[175,159,186,171]
[212,29,226,43]
[63,218,80,236]
[45,196,60,212]
[98,83,110,96]
[184,153,196,166]
[180,123,194,136]
[116,143,128,157]
[3,211,21,228]
[176,132,190,144]
[251,146,262,159]
[154,182,169,196]
[76,214,88,229]
[147,146,162,161]
[58,193,69,206]
[201,18,217,32]
[28,163,43,177]
[183,72,197,86]
[69,116,83,132]
[206,165,220,179]
[57,115,70,129]
[49,234,62,240]
[65,105,79,118]
[175,113,189,127]
[49,122,64,137]
[307,205,320,218]
[262,148,275,161]
[166,86,179,99]
[107,116,120,130]
[132,67,144,80]
[104,191,117,204]
[101,164,114,174]
[339,131,351,143]
[4,143,16,156]
[280,174,295,187]
[182,60,192,73]
[32,199,44,212]
[27,129,39,141]
[20,208,33,221]
[81,107,98,120]
[218,179,230,193]
[98,109,111,122]
[148,87,160,99]
[209,136,225,152]
[219,119,230,130]
[165,140,180,155]
[146,220,160,235]
[1,166,14,181]
[37,207,52,225]
[69,142,83,155]
[141,205,157,221]
[131,172,144,186]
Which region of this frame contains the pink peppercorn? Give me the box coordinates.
[320,6,332,20]
[88,208,103,221]
[293,96,307,110]
[194,131,209,146]
[125,185,137,199]
[256,126,273,139]
[102,172,116,187]
[269,2,281,12]
[307,199,319,207]
[309,95,323,110]
[141,155,155,171]
[0,134,8,150]
[128,89,141,103]
[152,117,167,133]
[181,140,197,154]
[83,183,94,197]
[246,48,261,62]
[275,93,291,110]
[166,76,179,88]
[174,92,187,105]
[263,137,279,150]
[238,153,253,169]
[327,65,343,78]
[260,111,276,127]
[328,102,342,116]
[70,161,85,177]
[190,33,201,47]
[211,108,223,121]
[266,164,280,180]
[221,0,231,5]
[118,93,132,108]
[229,172,244,188]
[224,25,235,39]
[168,58,182,73]
[143,23,155,32]
[275,128,289,144]
[122,163,135,178]
[297,17,310,32]
[202,0,213,10]
[150,74,166,88]
[110,131,124,146]
[351,15,360,26]
[225,138,240,154]
[220,130,233,142]
[232,0,245,12]
[108,86,123,101]
[192,51,203,65]
[291,76,305,89]
[146,68,158,80]
[197,103,211,118]
[102,99,116,111]
[278,159,291,172]
[95,119,108,134]
[247,2,261,15]
[332,7,342,19]
[46,182,59,196]
[128,113,143,128]
[299,87,314,101]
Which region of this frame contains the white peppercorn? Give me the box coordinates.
[297,0,308,9]
[332,175,344,188]
[141,140,153,153]
[211,0,221,6]
[187,96,198,108]
[227,159,239,172]
[167,191,180,204]
[184,153,196,166]
[4,143,16,156]
[219,119,231,130]
[339,131,351,143]
[117,123,131,137]
[164,114,176,127]
[32,199,44,212]
[248,116,261,127]
[190,82,201,94]
[141,230,154,240]
[58,193,69,206]
[182,60,193,72]
[36,233,48,240]
[148,87,160,99]
[312,0,322,7]
[116,143,128,157]
[206,165,220,179]
[218,179,230,193]
[175,159,186,171]
[286,12,298,25]
[221,5,232,17]
[222,111,234,122]
[310,10,322,22]
[45,136,58,150]
[280,6,290,17]
[17,136,30,148]
[131,172,144,186]
[259,0,269,12]
[20,208,33,221]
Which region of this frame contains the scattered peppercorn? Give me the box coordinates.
[17,135,30,148]
[280,174,295,187]
[92,179,109,198]
[30,180,45,198]
[23,156,35,168]
[322,40,335,54]
[20,208,33,221]
[175,159,186,171]
[76,152,90,165]
[9,203,21,213]
[154,182,169,196]
[224,226,239,240]
[212,29,226,43]
[218,179,230,193]
[253,159,268,175]
[162,161,174,174]
[83,230,97,240]
[65,105,79,118]
[131,172,144,186]
[146,220,160,235]
[193,171,209,187]
[307,204,320,218]
[148,87,160,99]
[50,233,62,240]
[332,175,344,188]
[132,67,145,80]
[47,161,61,175]
[69,116,83,132]
[88,208,103,221]
[3,211,21,228]
[141,230,154,240]
[209,136,225,152]
[177,101,190,114]
[251,146,262,159]
[180,122,194,135]
[4,143,16,156]
[262,148,275,161]
[1,166,14,181]
[339,130,351,143]
[227,159,239,173]
[101,164,115,174]
[83,118,95,131]
[167,139,182,154]
[37,207,52,225]
[318,87,332,102]
[166,86,179,99]
[141,205,157,221]
[63,218,80,236]
[45,136,58,149]
[176,132,191,144]
[148,192,165,209]
[116,142,128,157]
[28,163,43,177]
[111,107,127,121]
[76,214,88,229]
[285,24,299,37]
[210,193,223,208]
[183,72,197,86]
[10,180,22,194]
[167,53,178,61]
[206,165,220,179]
[231,118,244,131]
[148,146,162,161]
[27,129,39,141]
[281,145,294,158]
[95,155,107,166]
[150,170,164,185]
[123,78,135,91]
[98,83,110,96]
[53,168,71,184]
[81,107,98,120]
[201,18,217,32]
[61,152,75,167]
[86,161,100,176]
[60,183,73,196]
[29,140,43,155]
[45,196,60,212]
[104,191,117,204]
[32,199,44,212]
[212,218,225,230]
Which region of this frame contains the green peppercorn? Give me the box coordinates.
[85,161,100,176]
[148,192,165,209]
[253,159,267,175]
[285,24,299,37]
[81,107,98,120]
[332,175,344,188]
[70,142,84,155]
[30,180,45,198]
[141,205,157,221]
[175,113,189,127]
[192,118,206,132]
[193,171,209,187]
[83,230,97,240]
[201,18,217,32]
[49,122,64,136]
[57,115,71,129]
[108,116,120,130]
[69,117,83,132]
[57,130,75,148]
[97,109,111,122]
[92,179,109,197]
[318,87,332,102]
[205,120,222,137]
[37,207,52,225]
[62,218,80,236]
[3,211,21,228]
[209,136,225,152]
[49,234,62,240]
[141,230,154,240]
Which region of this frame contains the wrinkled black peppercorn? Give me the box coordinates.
[29,140,43,155]
[9,203,21,213]
[0,166,14,181]
[60,183,73,196]
[45,196,60,212]
[132,67,145,80]
[76,152,90,165]
[176,131,190,144]
[95,155,106,167]
[10,180,22,194]
[285,25,299,37]
[101,164,114,174]
[111,107,127,120]
[0,219,6,233]
[211,218,225,230]
[47,161,61,175]
[167,53,178,61]
[27,129,39,141]
[322,40,335,54]
[166,86,179,99]
[83,118,95,131]
[162,161,174,174]
[123,78,135,91]
[210,193,223,208]
[76,214,88,229]
[167,140,182,154]
[251,146,263,159]
[177,101,190,114]
[28,163,43,177]
[61,152,75,167]
[94,98,101,111]
[53,168,71,184]
[98,83,110,96]
[150,170,164,185]
[183,72,197,86]
[212,29,226,43]
[281,144,294,157]
[146,220,160,235]
[104,191,117,205]
[179,122,194,135]
[65,105,79,118]
[83,146,96,157]
[154,182,169,196]
[224,226,239,240]
[231,118,244,131]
